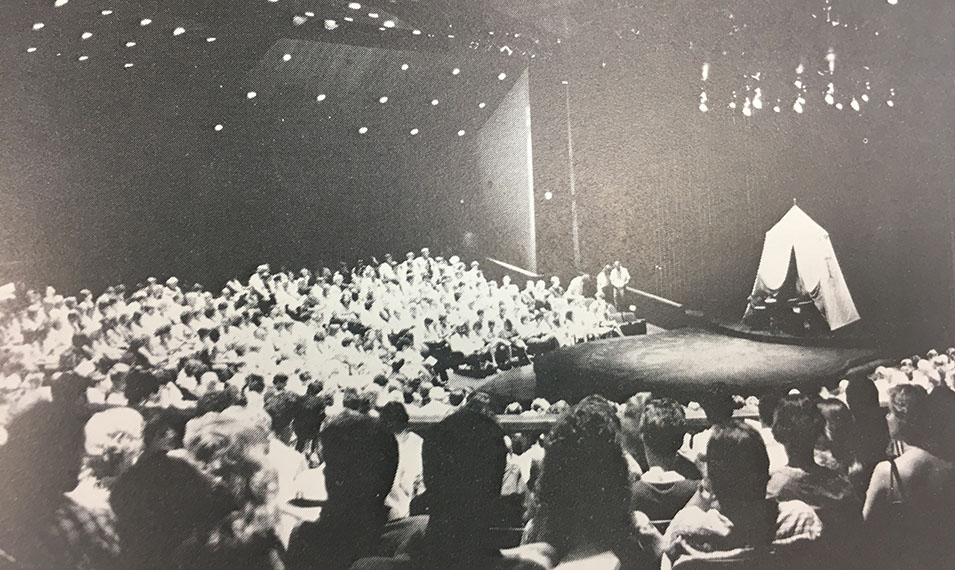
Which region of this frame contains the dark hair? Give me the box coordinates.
[701,383,738,424]
[124,370,163,407]
[757,391,783,427]
[265,391,300,435]
[246,374,265,393]
[111,454,223,570]
[535,395,633,559]
[143,410,187,453]
[196,386,246,416]
[321,411,398,503]
[378,401,410,433]
[706,420,770,503]
[640,397,687,457]
[772,393,825,457]
[817,398,861,472]
[423,409,506,513]
[846,377,881,413]
[448,390,465,407]
[464,391,495,417]
[888,383,929,446]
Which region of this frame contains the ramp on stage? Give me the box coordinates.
[532,327,879,403]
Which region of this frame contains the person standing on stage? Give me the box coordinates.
[610,260,631,311]
[595,265,611,300]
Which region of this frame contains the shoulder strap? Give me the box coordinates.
[889,459,905,503]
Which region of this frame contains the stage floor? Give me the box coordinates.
[449,327,880,405]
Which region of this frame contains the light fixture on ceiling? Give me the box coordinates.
[126,41,137,47]
[452,68,460,75]
[316,94,326,101]
[214,124,224,131]
[544,191,553,200]
[78,55,89,61]
[478,102,486,108]
[498,72,507,80]
[247,91,257,99]
[173,27,186,36]
[348,2,361,8]
[26,47,36,53]
[140,18,152,26]
[383,20,396,28]
[457,130,465,136]
[101,9,112,15]
[358,126,368,134]
[412,29,421,35]
[379,96,388,103]
[410,128,419,135]
[401,63,409,70]
[368,12,379,18]
[82,32,93,39]
[282,53,292,61]
[431,99,439,105]
[32,22,45,31]
[324,19,338,30]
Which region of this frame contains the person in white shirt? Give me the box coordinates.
[609,261,631,311]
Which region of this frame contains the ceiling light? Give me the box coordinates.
[478,102,486,108]
[26,47,36,53]
[126,41,136,47]
[358,127,368,134]
[316,94,326,101]
[81,32,93,40]
[348,2,361,8]
[173,27,186,36]
[124,62,133,68]
[206,37,216,42]
[431,99,439,105]
[78,55,89,61]
[344,16,354,22]
[32,23,44,31]
[452,68,460,75]
[247,91,257,99]
[410,128,419,135]
[324,19,338,30]
[412,29,421,35]
[379,96,388,103]
[54,0,68,6]
[400,63,409,70]
[304,11,315,17]
[457,130,465,136]
[383,20,396,28]
[140,18,152,26]
[101,9,112,15]
[544,191,553,200]
[282,53,292,61]
[368,12,379,18]
[498,72,506,80]
[292,15,308,26]
[214,124,223,131]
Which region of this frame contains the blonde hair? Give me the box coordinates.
[183,411,279,545]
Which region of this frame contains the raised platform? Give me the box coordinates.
[532,327,880,403]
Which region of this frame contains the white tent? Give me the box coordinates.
[746,205,860,331]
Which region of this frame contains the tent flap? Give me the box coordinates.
[746,206,860,330]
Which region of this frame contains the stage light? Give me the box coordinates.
[379,96,388,103]
[126,41,137,47]
[140,18,152,26]
[214,124,223,131]
[247,91,257,99]
[32,23,44,31]
[316,94,326,101]
[401,63,409,70]
[358,126,368,134]
[431,99,439,105]
[452,68,460,75]
[173,27,186,36]
[498,72,506,80]
[410,128,419,135]
[457,130,465,136]
[383,20,395,28]
[82,32,93,40]
[348,2,361,8]
[282,53,292,61]
[544,191,553,200]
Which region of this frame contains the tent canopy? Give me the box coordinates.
[747,205,860,331]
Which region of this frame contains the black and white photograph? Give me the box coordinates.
[0,0,952,568]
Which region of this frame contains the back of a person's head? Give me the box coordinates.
[264,390,299,435]
[377,401,410,433]
[83,407,145,484]
[620,392,652,454]
[706,420,770,503]
[845,377,880,413]
[0,400,87,518]
[816,398,859,463]
[701,383,737,424]
[772,393,825,456]
[757,391,783,427]
[639,397,687,458]
[888,383,929,446]
[423,409,506,511]
[110,453,222,570]
[196,386,246,416]
[321,410,398,503]
[537,394,631,556]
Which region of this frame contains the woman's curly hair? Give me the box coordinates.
[182,411,280,547]
[534,394,634,559]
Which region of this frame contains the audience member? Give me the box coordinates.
[663,421,822,567]
[862,384,955,570]
[630,397,700,522]
[379,402,425,521]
